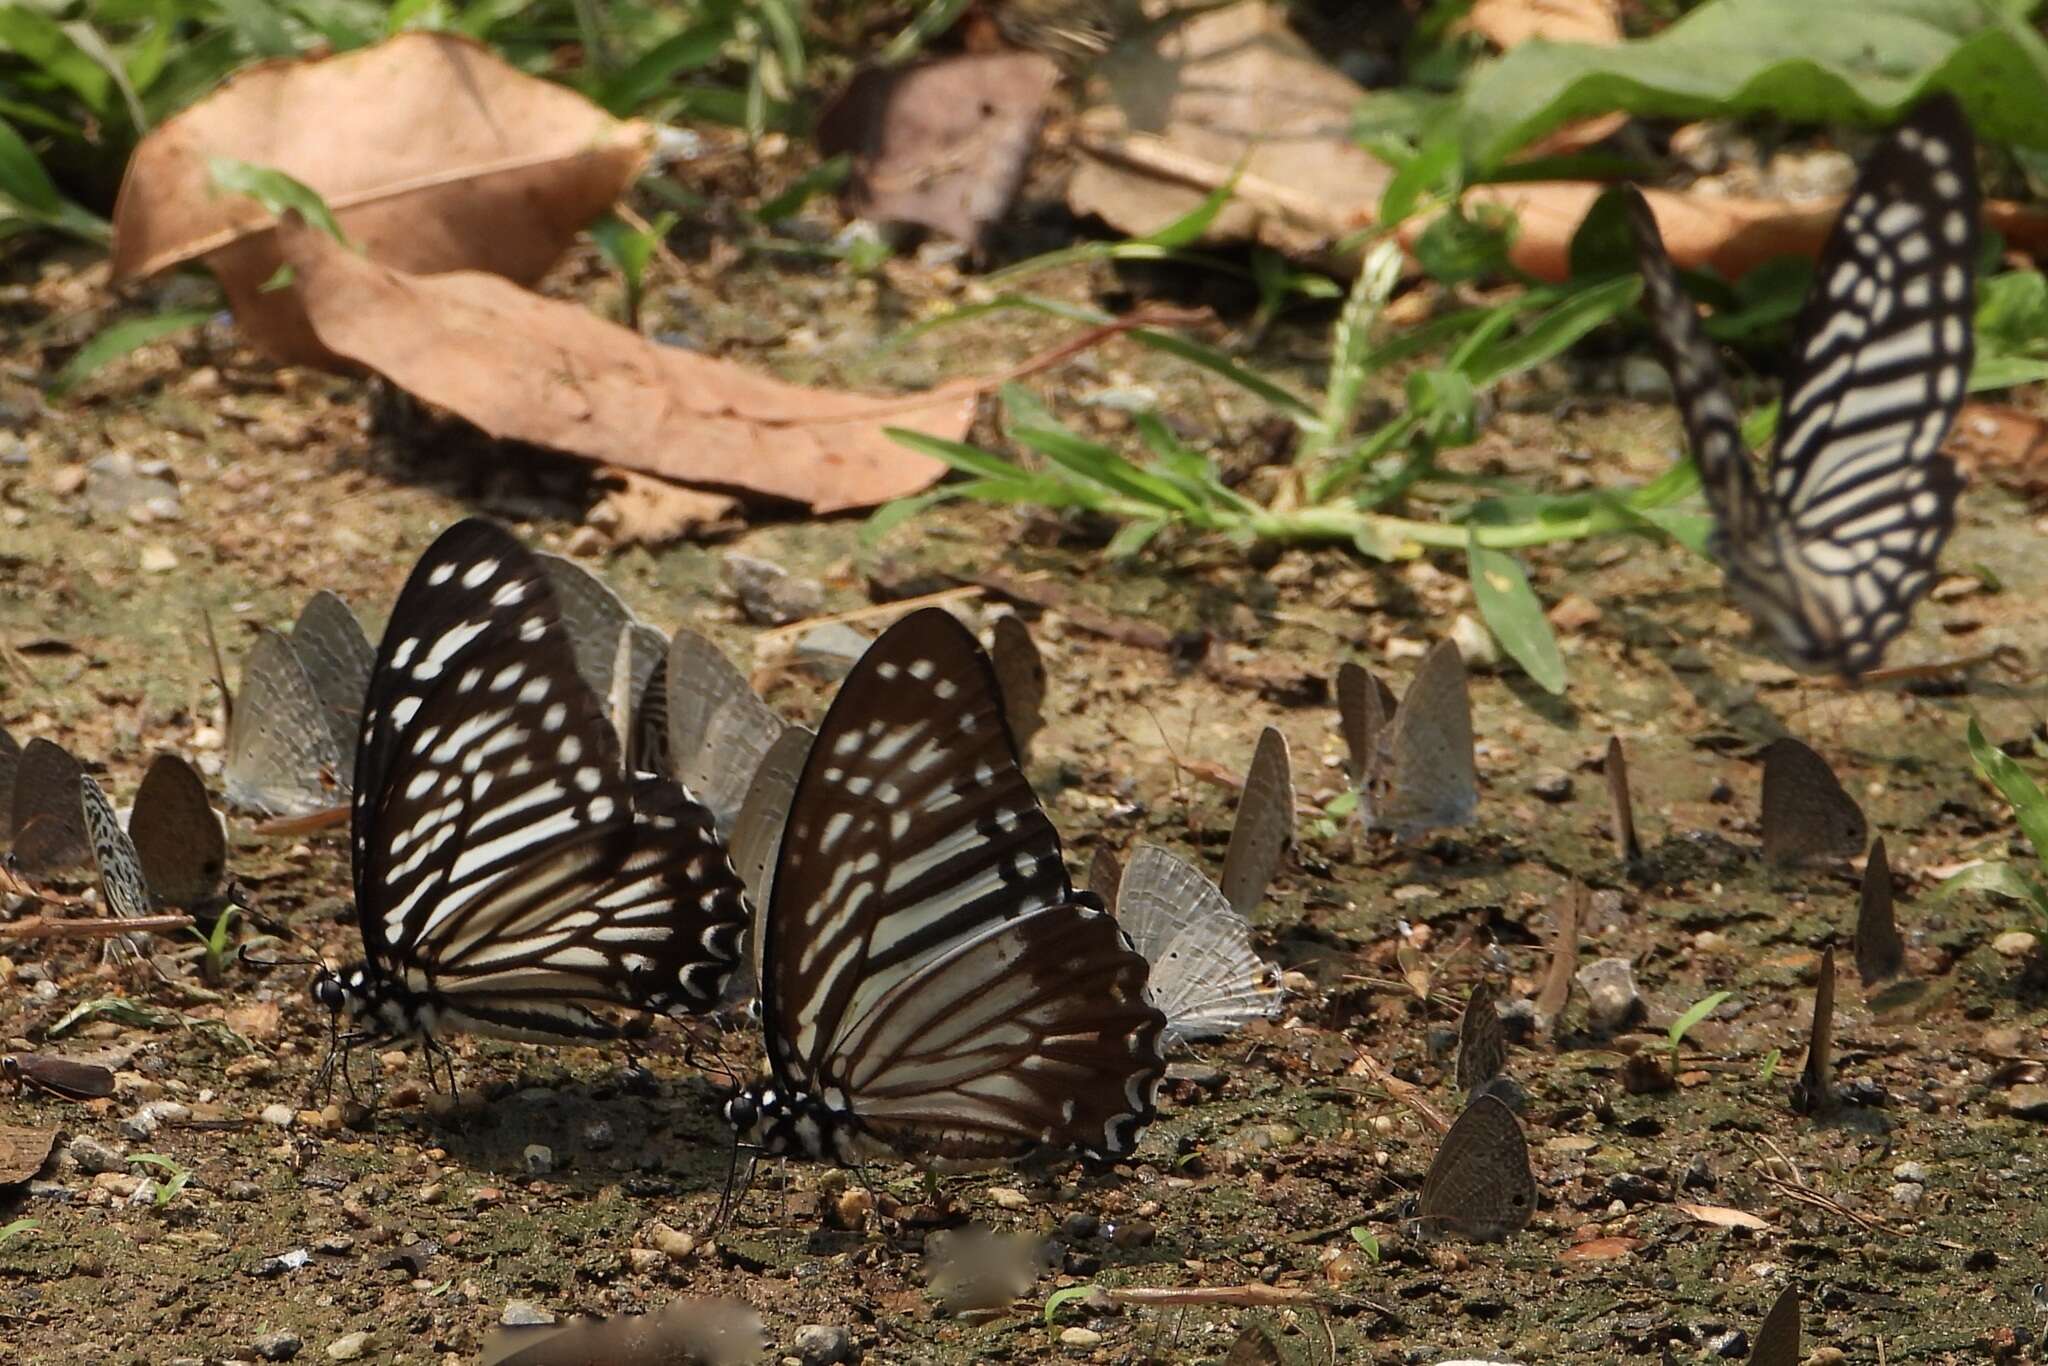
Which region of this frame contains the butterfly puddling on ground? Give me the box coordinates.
[314,518,748,1074]
[1627,96,1980,678]
[727,607,1166,1168]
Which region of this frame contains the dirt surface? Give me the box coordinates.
[5,155,2048,1366]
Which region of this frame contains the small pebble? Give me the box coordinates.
[1893,1161,1928,1184]
[1575,958,1643,1034]
[1888,1182,1924,1210]
[1994,930,2038,958]
[627,1247,666,1274]
[988,1187,1030,1212]
[523,1144,555,1176]
[1110,1219,1155,1249]
[646,1222,696,1260]
[500,1301,553,1327]
[2004,1084,2048,1120]
[251,1329,302,1361]
[1447,614,1499,670]
[325,1331,371,1361]
[1529,769,1574,803]
[260,1104,295,1130]
[581,1119,614,1151]
[792,1323,856,1365]
[1620,355,1674,401]
[68,1136,126,1175]
[1059,1327,1103,1348]
[722,552,824,625]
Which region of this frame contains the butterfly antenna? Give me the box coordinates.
[1134,699,1194,839]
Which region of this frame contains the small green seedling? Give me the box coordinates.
[1667,991,1732,1067]
[589,211,678,333]
[1757,1048,1781,1085]
[1043,1285,1095,1326]
[127,1153,192,1208]
[1348,1227,1381,1263]
[0,1218,35,1247]
[190,903,241,987]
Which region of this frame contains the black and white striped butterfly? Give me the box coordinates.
[1627,96,1979,678]
[314,519,748,1076]
[726,607,1166,1168]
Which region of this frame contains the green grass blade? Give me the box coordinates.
[1967,717,2048,862]
[1667,991,1732,1052]
[208,159,347,242]
[50,308,215,398]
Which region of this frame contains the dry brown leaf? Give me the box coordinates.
[819,53,1059,251]
[0,1124,57,1185]
[110,32,650,366]
[1674,1201,1771,1231]
[1462,0,1620,48]
[1560,1235,1642,1262]
[1068,2,1388,268]
[589,467,743,547]
[1427,182,2048,285]
[1946,402,2048,484]
[276,216,962,514]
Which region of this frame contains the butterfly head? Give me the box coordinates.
[310,961,374,1024]
[725,1082,834,1160]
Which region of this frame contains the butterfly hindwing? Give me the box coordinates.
[1117,845,1282,1047]
[292,590,376,759]
[128,754,226,907]
[350,519,746,1038]
[1416,1092,1534,1241]
[226,627,349,818]
[667,628,789,837]
[10,738,90,877]
[1760,738,1866,867]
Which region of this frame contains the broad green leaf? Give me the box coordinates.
[1667,990,1732,1051]
[599,11,739,113]
[208,159,347,243]
[1967,717,2048,860]
[1453,0,2048,170]
[0,114,64,217]
[1933,860,2048,923]
[1104,517,1167,560]
[1466,541,1566,694]
[50,308,214,398]
[0,9,112,116]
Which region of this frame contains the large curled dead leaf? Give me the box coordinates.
[275,216,962,516]
[109,32,650,367]
[1068,2,1389,268]
[819,52,1060,252]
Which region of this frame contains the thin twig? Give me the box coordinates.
[1105,1285,1312,1309]
[251,805,350,837]
[0,914,195,940]
[758,585,987,639]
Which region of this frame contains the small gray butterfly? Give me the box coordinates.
[1116,844,1283,1048]
[9,738,90,877]
[1606,735,1640,866]
[1855,836,1904,987]
[1454,979,1510,1101]
[1760,738,1866,868]
[481,1296,766,1366]
[225,628,348,819]
[1533,881,1586,1039]
[1789,945,1837,1116]
[1221,725,1293,918]
[290,590,374,758]
[723,723,816,1007]
[128,754,227,908]
[1345,642,1478,837]
[1749,1286,1801,1366]
[991,613,1048,757]
[0,725,21,843]
[1415,1092,1535,1241]
[608,621,670,774]
[666,628,793,838]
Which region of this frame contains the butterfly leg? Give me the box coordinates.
[421,1035,459,1101]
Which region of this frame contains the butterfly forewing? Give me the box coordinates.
[1750,1287,1801,1366]
[1454,979,1507,1099]
[10,738,90,877]
[1790,944,1837,1115]
[1416,1092,1535,1241]
[1221,726,1292,918]
[1533,881,1586,1038]
[1855,835,1904,986]
[1086,843,1122,908]
[80,775,153,921]
[0,726,20,843]
[1369,641,1477,836]
[226,628,349,818]
[991,613,1048,756]
[292,590,375,757]
[1760,738,1866,867]
[2,1052,115,1101]
[1336,662,1393,788]
[723,722,815,1005]
[1117,845,1282,1047]
[1630,96,1979,678]
[1221,1324,1285,1366]
[1605,735,1640,865]
[667,628,789,836]
[352,520,746,1036]
[128,754,226,907]
[606,622,670,770]
[7,738,82,873]
[764,607,1165,1163]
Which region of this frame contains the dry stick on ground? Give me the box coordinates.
[759,585,987,639]
[1345,1049,1451,1135]
[0,914,195,940]
[1747,1135,1902,1237]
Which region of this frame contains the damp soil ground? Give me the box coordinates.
[5,153,2048,1366]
